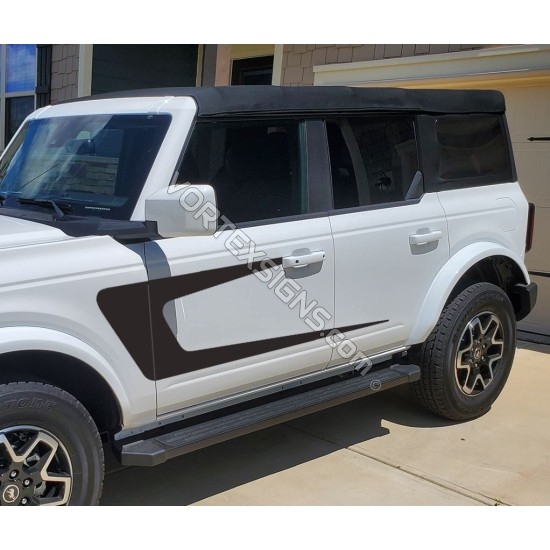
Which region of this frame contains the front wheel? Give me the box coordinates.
[0,382,104,506]
[411,282,516,421]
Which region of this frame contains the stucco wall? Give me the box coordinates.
[281,44,502,86]
[51,44,79,103]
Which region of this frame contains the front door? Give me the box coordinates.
[153,118,336,415]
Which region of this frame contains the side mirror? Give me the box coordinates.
[145,184,218,237]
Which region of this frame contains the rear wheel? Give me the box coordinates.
[0,382,104,506]
[411,283,516,421]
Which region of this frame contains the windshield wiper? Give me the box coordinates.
[17,198,72,221]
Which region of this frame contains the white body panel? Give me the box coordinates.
[407,182,530,344]
[0,227,156,428]
[328,193,449,361]
[436,182,528,258]
[155,217,335,415]
[0,215,70,249]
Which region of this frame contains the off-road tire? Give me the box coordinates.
[0,382,104,506]
[411,282,516,421]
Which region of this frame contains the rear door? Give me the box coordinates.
[152,119,336,415]
[325,115,449,364]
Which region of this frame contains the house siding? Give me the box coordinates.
[50,44,79,103]
[280,44,506,86]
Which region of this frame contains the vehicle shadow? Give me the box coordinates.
[100,385,461,506]
[517,340,550,354]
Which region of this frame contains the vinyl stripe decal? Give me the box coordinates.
[98,256,387,381]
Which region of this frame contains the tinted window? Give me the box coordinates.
[327,116,419,209]
[436,115,511,182]
[177,120,307,224]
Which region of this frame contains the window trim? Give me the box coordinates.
[327,196,423,217]
[305,119,332,213]
[225,210,330,231]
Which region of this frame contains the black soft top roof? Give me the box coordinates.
[69,85,506,117]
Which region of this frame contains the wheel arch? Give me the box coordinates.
[0,350,122,437]
[407,243,529,345]
[0,327,134,437]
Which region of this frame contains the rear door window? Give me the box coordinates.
[326,116,419,210]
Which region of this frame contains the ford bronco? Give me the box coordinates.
[0,86,537,505]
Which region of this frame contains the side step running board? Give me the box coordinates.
[121,363,420,467]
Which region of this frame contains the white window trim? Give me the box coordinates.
[77,44,93,97]
[313,44,550,89]
[272,45,284,85]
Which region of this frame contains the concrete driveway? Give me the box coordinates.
[100,342,550,506]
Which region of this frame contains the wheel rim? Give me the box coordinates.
[0,426,73,506]
[455,311,504,396]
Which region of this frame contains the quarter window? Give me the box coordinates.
[326,116,419,209]
[436,115,511,182]
[177,120,307,224]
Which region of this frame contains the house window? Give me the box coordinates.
[0,44,37,151]
[231,56,274,85]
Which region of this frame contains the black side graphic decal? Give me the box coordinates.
[97,258,387,381]
[143,242,177,337]
[98,279,156,379]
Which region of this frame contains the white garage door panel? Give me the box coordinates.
[513,143,550,207]
[501,85,550,335]
[504,86,550,137]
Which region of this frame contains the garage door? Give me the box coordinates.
[501,85,550,337]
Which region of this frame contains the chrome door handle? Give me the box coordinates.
[282,251,326,269]
[409,230,443,245]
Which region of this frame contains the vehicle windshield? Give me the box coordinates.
[0,113,171,220]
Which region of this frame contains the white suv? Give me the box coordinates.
[0,86,537,505]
